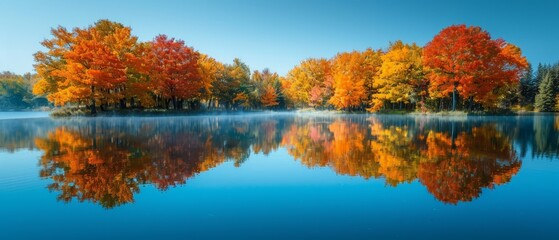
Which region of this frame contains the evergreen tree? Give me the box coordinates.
[519,64,536,107]
[535,72,557,112]
[534,63,552,88]
[552,64,559,94]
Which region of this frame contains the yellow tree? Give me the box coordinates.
[361,48,384,107]
[371,41,426,111]
[283,58,332,108]
[33,26,76,106]
[198,54,225,106]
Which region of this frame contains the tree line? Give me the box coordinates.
[31,20,285,114]
[2,20,556,113]
[284,25,531,112]
[0,71,49,110]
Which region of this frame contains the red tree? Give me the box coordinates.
[149,35,201,109]
[423,25,527,110]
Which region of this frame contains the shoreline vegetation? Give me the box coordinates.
[41,107,552,118]
[2,20,559,116]
[1,106,555,119]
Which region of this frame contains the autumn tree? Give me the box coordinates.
[282,58,333,108]
[123,42,156,108]
[423,25,528,111]
[361,48,384,108]
[212,58,251,109]
[198,54,225,108]
[33,26,76,106]
[371,41,425,111]
[149,35,201,109]
[60,28,127,114]
[260,85,279,108]
[252,69,281,109]
[33,20,140,113]
[96,20,150,109]
[329,51,371,110]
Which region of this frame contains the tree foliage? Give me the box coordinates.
[535,73,557,112]
[28,20,537,113]
[371,41,425,111]
[282,58,332,108]
[329,51,370,110]
[149,35,201,109]
[423,25,528,111]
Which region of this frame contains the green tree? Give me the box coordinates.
[518,64,537,108]
[535,73,557,112]
[0,71,44,110]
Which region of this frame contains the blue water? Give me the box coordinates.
[0,112,558,239]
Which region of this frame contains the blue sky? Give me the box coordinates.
[1,0,558,75]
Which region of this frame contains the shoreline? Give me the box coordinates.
[2,109,557,118]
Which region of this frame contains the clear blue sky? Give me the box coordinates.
[1,0,558,76]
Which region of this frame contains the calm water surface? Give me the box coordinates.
[0,112,558,239]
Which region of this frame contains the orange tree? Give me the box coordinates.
[33,20,140,113]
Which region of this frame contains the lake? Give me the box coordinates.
[0,112,558,239]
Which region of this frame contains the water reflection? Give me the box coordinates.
[33,117,284,208]
[1,114,558,208]
[418,125,520,203]
[283,117,521,204]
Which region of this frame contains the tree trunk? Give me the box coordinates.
[90,86,97,115]
[120,98,126,109]
[172,97,177,109]
[452,83,457,111]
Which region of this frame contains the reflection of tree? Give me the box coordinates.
[282,118,382,179]
[34,117,287,208]
[508,115,559,159]
[418,126,521,204]
[36,127,146,208]
[0,118,56,152]
[369,120,420,186]
[29,115,529,207]
[282,117,522,204]
[532,116,559,157]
